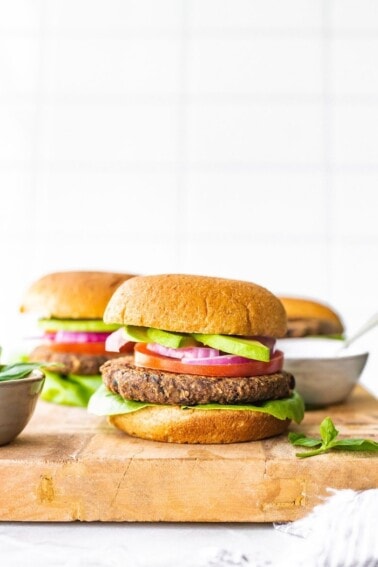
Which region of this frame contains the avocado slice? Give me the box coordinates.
[147,327,197,348]
[38,319,120,332]
[125,326,196,348]
[124,325,150,342]
[192,333,270,362]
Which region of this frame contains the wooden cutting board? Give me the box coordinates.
[0,386,377,523]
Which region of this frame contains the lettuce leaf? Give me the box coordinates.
[185,390,305,423]
[88,384,154,416]
[41,370,102,407]
[88,385,305,424]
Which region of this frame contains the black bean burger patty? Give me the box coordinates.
[286,318,338,337]
[101,357,295,406]
[29,345,131,376]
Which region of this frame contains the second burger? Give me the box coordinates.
[20,270,135,407]
[279,296,344,339]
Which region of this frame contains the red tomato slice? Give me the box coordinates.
[45,342,133,356]
[134,343,284,377]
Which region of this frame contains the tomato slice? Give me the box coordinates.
[134,343,284,377]
[45,342,134,356]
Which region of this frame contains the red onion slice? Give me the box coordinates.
[105,328,135,352]
[182,354,252,365]
[45,331,109,343]
[147,343,219,360]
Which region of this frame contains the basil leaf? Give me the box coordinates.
[288,432,322,448]
[320,416,339,445]
[331,439,378,452]
[0,362,45,382]
[289,417,378,458]
[294,448,326,459]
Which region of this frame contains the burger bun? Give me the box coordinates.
[104,274,287,338]
[20,271,135,319]
[109,405,290,444]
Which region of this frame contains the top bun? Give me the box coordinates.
[20,271,135,319]
[279,296,344,334]
[104,274,287,337]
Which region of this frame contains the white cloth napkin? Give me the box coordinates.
[273,488,378,567]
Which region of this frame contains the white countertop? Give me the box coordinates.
[0,523,282,567]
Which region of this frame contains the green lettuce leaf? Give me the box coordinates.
[88,384,154,415]
[41,370,102,407]
[185,390,304,423]
[88,385,305,423]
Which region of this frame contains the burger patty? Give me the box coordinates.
[286,318,339,337]
[29,345,131,376]
[101,358,295,406]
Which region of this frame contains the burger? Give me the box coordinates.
[279,297,344,338]
[89,274,304,444]
[20,271,135,407]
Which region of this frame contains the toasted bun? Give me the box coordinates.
[20,271,135,319]
[104,274,287,337]
[279,297,344,334]
[109,406,290,444]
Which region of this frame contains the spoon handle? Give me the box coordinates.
[342,312,378,348]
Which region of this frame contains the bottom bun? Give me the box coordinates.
[108,406,290,444]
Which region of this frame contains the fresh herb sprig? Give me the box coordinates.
[289,417,378,458]
[0,362,47,382]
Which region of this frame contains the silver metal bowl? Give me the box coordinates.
[0,370,45,446]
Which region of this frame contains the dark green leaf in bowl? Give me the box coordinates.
[0,362,48,382]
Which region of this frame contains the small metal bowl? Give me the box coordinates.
[278,339,369,407]
[0,370,45,446]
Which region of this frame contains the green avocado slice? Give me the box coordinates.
[147,327,197,348]
[192,333,270,362]
[125,326,196,348]
[38,319,120,332]
[123,325,149,342]
[124,326,270,357]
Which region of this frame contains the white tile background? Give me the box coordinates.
[0,0,377,394]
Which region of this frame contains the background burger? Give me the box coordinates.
[20,271,135,407]
[278,296,344,338]
[89,274,304,444]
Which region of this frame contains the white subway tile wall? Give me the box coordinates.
[0,1,377,394]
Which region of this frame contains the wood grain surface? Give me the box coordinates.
[0,386,377,522]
